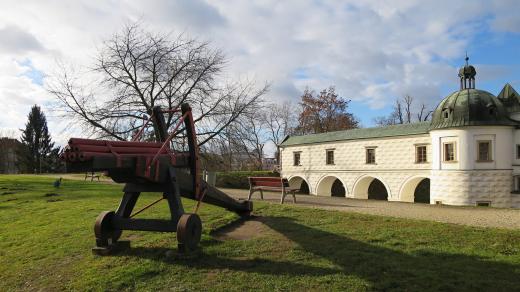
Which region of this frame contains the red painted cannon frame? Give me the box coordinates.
[62,103,252,254]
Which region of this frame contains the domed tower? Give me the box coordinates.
[429,57,518,208]
[458,54,476,90]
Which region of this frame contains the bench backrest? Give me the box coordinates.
[248,177,291,188]
[249,176,284,188]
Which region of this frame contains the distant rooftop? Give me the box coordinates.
[280,121,430,147]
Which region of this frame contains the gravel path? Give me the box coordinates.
[219,188,520,230]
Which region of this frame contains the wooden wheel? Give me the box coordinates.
[94,211,121,247]
[176,213,202,252]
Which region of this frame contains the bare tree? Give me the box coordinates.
[394,98,404,124]
[373,95,432,126]
[232,114,267,170]
[200,111,267,171]
[262,101,296,146]
[48,23,267,147]
[416,102,433,122]
[403,95,413,124]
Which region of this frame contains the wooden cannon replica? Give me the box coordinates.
[61,104,253,254]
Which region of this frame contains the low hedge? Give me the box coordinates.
[214,171,279,189]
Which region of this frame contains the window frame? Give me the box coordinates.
[293,151,301,166]
[415,145,428,163]
[326,149,335,165]
[442,142,457,162]
[476,140,493,162]
[476,201,491,207]
[442,108,450,119]
[365,147,376,164]
[513,176,520,193]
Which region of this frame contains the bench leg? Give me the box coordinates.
[260,189,264,200]
[292,191,296,203]
[248,189,254,201]
[280,191,285,204]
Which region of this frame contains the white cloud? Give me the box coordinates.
[0,25,45,54]
[0,57,50,135]
[0,0,519,145]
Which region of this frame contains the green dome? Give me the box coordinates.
[430,89,517,130]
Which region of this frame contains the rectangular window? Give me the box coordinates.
[477,141,492,162]
[366,148,376,164]
[443,143,455,162]
[415,145,427,163]
[293,152,301,166]
[326,150,334,165]
[476,201,491,207]
[514,176,520,192]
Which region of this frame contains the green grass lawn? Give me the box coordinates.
[0,175,519,291]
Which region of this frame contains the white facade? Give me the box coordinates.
[280,126,520,209]
[280,63,520,208]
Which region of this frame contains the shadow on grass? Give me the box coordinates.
[119,216,519,290]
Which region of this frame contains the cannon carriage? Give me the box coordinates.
[61,103,252,254]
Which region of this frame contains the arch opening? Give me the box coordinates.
[352,176,389,200]
[288,176,310,195]
[414,178,430,203]
[399,177,430,203]
[368,179,388,200]
[331,179,346,197]
[316,176,346,197]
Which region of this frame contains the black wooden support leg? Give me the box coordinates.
[116,191,141,218]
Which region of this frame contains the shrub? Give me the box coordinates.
[215,171,279,189]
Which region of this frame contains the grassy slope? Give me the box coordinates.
[0,175,518,291]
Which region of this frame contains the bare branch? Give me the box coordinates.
[47,23,267,145]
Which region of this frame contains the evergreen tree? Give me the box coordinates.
[19,105,59,173]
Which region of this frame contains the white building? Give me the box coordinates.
[280,61,520,208]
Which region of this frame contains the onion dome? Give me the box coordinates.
[430,56,518,130]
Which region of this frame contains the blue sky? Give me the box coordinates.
[18,59,44,86]
[352,27,520,126]
[0,0,520,143]
[355,17,520,126]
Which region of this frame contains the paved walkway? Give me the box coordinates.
[220,188,520,230]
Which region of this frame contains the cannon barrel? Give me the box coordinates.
[68,138,164,148]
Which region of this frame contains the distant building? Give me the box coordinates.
[0,138,21,174]
[262,157,278,171]
[280,59,520,209]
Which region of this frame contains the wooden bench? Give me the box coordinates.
[85,171,100,182]
[248,177,297,204]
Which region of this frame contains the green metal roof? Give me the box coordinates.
[280,121,430,147]
[429,89,517,130]
[497,83,519,101]
[497,83,520,114]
